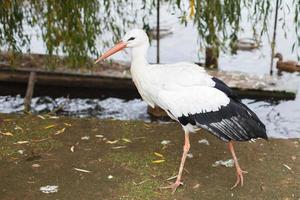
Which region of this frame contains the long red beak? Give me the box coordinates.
[94,41,127,64]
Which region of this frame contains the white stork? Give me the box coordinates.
[95,29,268,193]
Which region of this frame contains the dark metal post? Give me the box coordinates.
[270,0,280,75]
[156,0,160,63]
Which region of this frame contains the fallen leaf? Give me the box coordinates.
[70,146,75,152]
[198,139,210,145]
[166,175,177,180]
[193,183,200,189]
[54,128,66,135]
[73,168,91,173]
[32,164,40,168]
[14,141,29,144]
[18,150,24,154]
[0,131,13,136]
[152,160,165,164]
[37,115,46,120]
[154,152,164,158]
[122,138,132,143]
[81,136,90,140]
[95,134,104,138]
[64,123,72,127]
[14,125,24,132]
[108,175,113,179]
[282,164,292,171]
[106,140,119,144]
[45,125,56,129]
[111,146,126,149]
[144,123,150,128]
[48,116,59,119]
[161,140,171,145]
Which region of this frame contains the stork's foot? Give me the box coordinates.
[231,167,248,190]
[160,181,184,194]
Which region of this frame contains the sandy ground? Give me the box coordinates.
[0,113,299,200]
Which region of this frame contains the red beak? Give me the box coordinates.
[94,41,127,64]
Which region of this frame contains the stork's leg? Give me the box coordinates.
[228,141,248,189]
[160,132,190,194]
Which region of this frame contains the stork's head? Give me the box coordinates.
[95,29,149,64]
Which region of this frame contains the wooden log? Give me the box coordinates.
[0,66,297,100]
[24,71,37,112]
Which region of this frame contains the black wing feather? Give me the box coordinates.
[178,99,267,142]
[177,77,267,142]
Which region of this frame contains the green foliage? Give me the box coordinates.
[173,0,299,58]
[0,0,299,68]
[0,0,154,68]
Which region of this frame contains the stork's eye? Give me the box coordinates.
[128,37,135,41]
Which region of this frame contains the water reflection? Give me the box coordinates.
[0,95,299,139]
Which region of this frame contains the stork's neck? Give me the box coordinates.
[130,43,149,68]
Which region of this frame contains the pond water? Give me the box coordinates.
[0,95,299,139]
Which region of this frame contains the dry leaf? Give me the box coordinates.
[15,125,24,132]
[37,115,46,120]
[166,175,177,181]
[45,125,56,129]
[152,160,165,164]
[54,128,65,135]
[73,168,91,173]
[95,135,104,138]
[32,164,40,168]
[144,123,150,128]
[64,123,71,127]
[106,140,119,144]
[161,140,171,145]
[0,131,13,136]
[108,175,113,179]
[283,164,292,170]
[81,136,90,140]
[122,138,132,143]
[70,146,75,152]
[111,146,126,149]
[14,141,29,144]
[193,183,200,189]
[154,152,164,158]
[49,116,59,119]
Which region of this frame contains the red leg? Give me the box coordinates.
[161,132,190,194]
[228,141,248,189]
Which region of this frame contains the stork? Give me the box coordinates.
[95,29,268,193]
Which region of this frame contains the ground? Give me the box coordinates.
[0,114,299,200]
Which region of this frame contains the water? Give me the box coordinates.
[0,95,299,139]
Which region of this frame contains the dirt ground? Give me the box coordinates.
[0,113,299,200]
